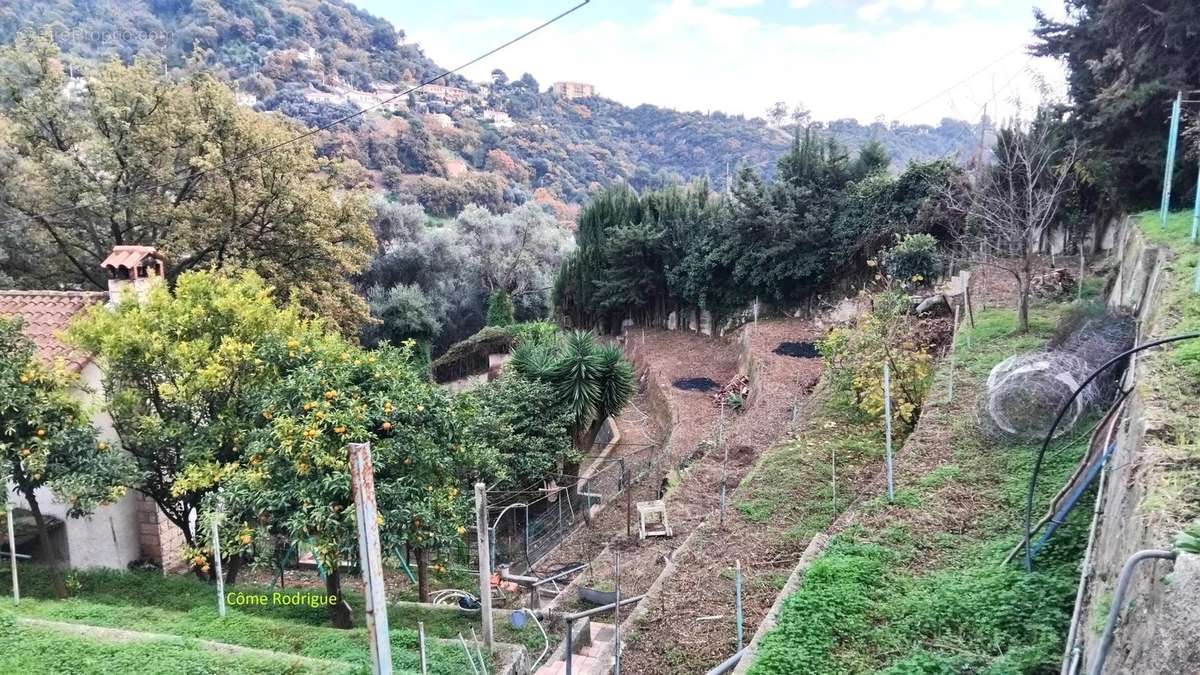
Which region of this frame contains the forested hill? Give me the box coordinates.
[2,0,979,209]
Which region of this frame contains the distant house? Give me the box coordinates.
[481,109,515,129]
[0,246,185,571]
[552,81,595,100]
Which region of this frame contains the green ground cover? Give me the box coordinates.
[0,607,348,675]
[750,296,1097,674]
[0,566,547,674]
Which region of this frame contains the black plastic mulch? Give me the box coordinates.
[672,377,719,392]
[773,341,820,358]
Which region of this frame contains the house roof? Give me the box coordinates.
[0,290,108,372]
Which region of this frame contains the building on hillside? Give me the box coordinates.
[422,83,476,104]
[481,109,515,129]
[551,81,595,100]
[0,246,185,571]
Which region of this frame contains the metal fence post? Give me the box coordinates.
[212,498,226,618]
[735,559,743,650]
[1162,90,1182,227]
[5,497,18,605]
[883,361,895,503]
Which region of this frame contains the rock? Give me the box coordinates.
[915,294,949,315]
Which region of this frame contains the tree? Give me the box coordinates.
[0,317,133,598]
[233,340,498,624]
[459,374,575,491]
[852,140,891,179]
[491,68,509,87]
[510,331,634,474]
[363,284,442,355]
[486,289,515,327]
[1033,0,1200,209]
[68,271,324,579]
[0,36,375,333]
[949,115,1080,333]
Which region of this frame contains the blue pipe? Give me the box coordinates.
[1031,442,1116,559]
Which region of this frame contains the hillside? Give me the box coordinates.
[3,0,980,212]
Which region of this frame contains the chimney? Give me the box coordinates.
[101,245,166,305]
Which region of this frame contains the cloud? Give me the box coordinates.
[789,0,813,7]
[407,0,1065,125]
[858,0,928,23]
[707,0,764,8]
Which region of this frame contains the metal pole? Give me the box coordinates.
[458,633,480,675]
[734,559,743,650]
[1193,154,1200,243]
[212,499,226,618]
[1162,91,1182,227]
[625,465,632,540]
[613,550,621,675]
[5,497,18,605]
[1089,549,1177,675]
[565,618,574,675]
[351,443,393,675]
[471,627,487,675]
[883,361,895,503]
[474,482,494,653]
[945,304,959,404]
[720,441,729,527]
[418,621,428,675]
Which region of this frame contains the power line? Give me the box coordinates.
[0,0,591,231]
[891,44,1026,122]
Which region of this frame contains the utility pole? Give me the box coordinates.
[474,482,494,654]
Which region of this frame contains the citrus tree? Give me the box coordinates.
[230,339,499,627]
[68,270,325,581]
[0,317,133,598]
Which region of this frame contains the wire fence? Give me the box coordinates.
[483,444,660,574]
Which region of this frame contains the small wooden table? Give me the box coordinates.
[637,500,673,539]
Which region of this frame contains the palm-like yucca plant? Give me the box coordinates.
[512,330,634,457]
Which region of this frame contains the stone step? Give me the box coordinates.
[533,653,603,675]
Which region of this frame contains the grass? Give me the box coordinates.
[0,607,347,675]
[734,390,890,541]
[0,566,547,675]
[749,298,1094,674]
[1132,210,1200,544]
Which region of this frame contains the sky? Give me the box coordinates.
[353,0,1070,126]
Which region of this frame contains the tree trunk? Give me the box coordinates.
[1016,271,1031,334]
[25,490,68,599]
[416,547,429,602]
[325,566,354,629]
[224,553,241,586]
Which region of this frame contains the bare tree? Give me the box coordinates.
[948,117,1080,333]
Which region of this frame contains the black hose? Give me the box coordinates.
[1022,332,1200,570]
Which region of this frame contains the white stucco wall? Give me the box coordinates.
[12,361,142,569]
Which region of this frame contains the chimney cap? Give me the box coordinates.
[101,245,162,270]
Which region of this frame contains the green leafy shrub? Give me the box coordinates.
[883,233,939,288]
[819,292,932,426]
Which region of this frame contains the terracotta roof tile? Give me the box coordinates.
[0,290,107,372]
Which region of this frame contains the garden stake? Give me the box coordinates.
[458,633,480,675]
[212,499,226,618]
[613,550,622,675]
[471,627,487,675]
[735,559,743,650]
[945,304,959,404]
[883,361,895,503]
[5,497,17,605]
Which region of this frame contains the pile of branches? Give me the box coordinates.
[713,374,750,408]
